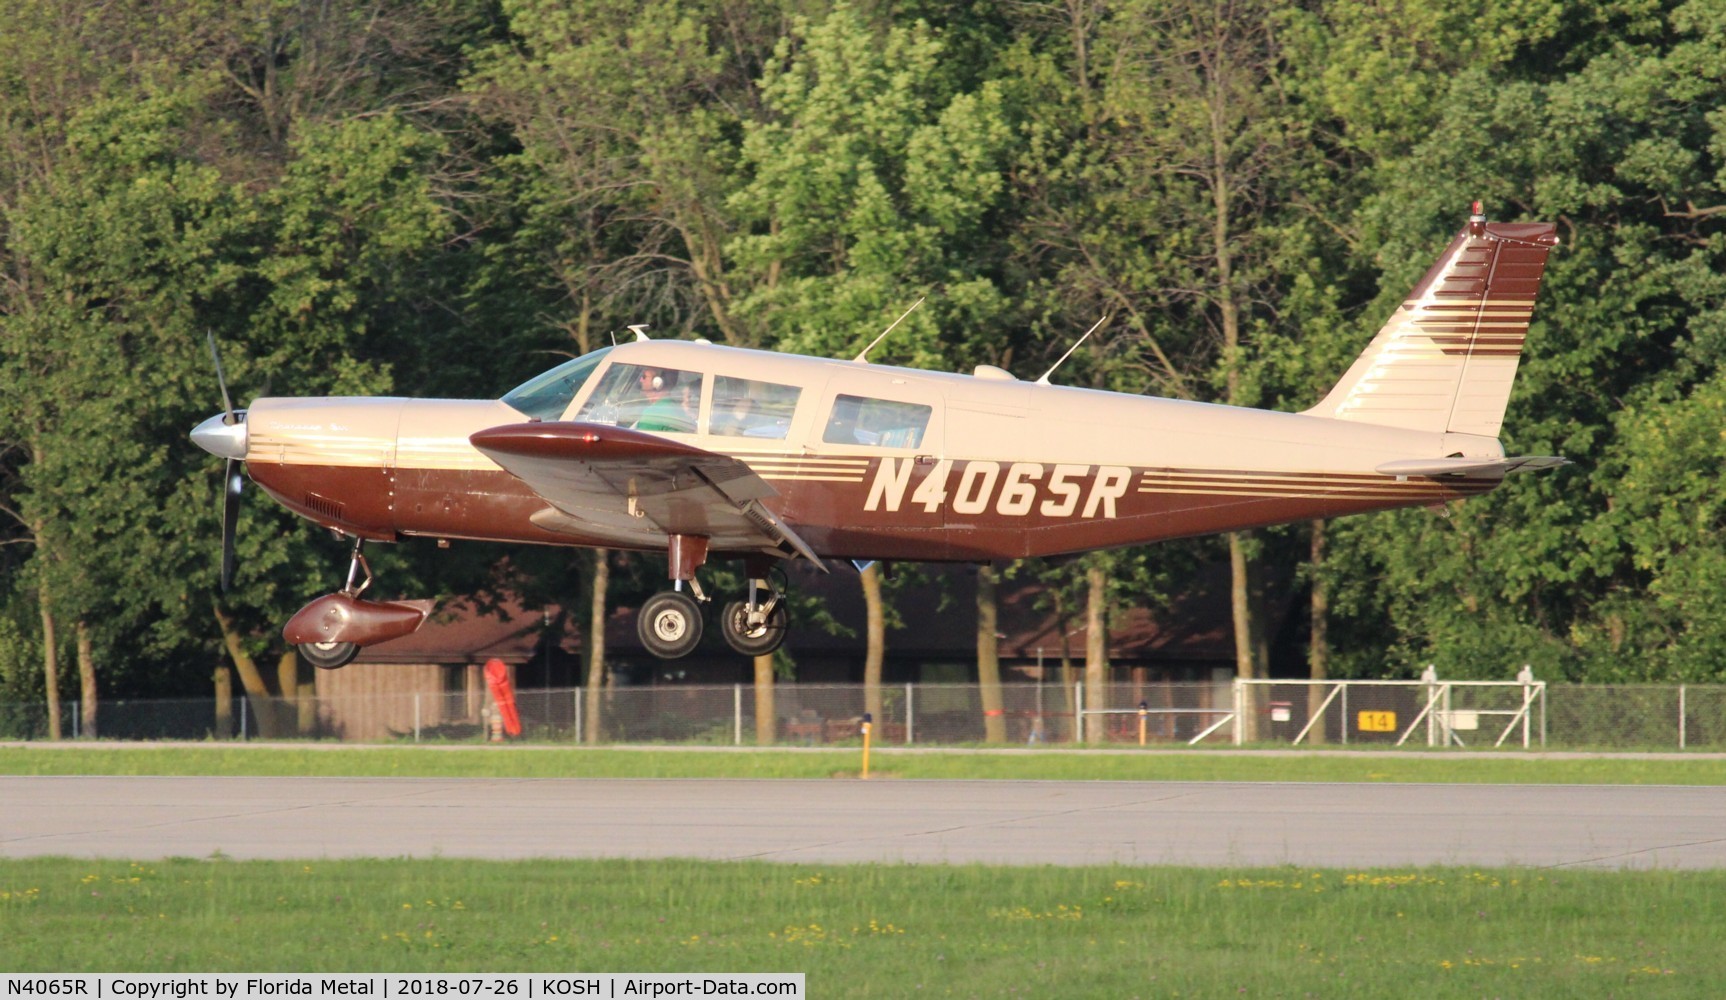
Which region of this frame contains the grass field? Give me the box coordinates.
[3,743,1725,784]
[1,856,1720,997]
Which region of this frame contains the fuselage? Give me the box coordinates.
[232,340,1505,562]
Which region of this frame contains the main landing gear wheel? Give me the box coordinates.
[639,590,704,659]
[720,600,788,657]
[300,640,359,670]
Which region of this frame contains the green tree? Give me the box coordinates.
[1315,0,1726,682]
[728,4,1022,731]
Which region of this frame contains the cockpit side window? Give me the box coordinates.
[500,348,613,420]
[822,394,931,448]
[574,362,704,434]
[711,376,800,439]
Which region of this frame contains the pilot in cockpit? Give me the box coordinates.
[631,368,697,432]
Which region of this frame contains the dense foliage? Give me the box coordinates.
[1,0,1722,704]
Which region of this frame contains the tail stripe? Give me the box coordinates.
[1303,218,1558,436]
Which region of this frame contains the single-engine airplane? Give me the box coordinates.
[193,205,1564,668]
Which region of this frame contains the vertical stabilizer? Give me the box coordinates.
[1304,207,1559,436]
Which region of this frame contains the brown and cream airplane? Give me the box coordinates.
[192,205,1564,667]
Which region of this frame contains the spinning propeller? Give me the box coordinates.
[190,333,248,592]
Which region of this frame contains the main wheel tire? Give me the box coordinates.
[300,640,359,670]
[638,590,704,659]
[720,600,788,657]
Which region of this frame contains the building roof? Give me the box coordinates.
[352,561,1243,668]
[765,562,1236,664]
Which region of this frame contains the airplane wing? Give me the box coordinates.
[1375,455,1569,479]
[470,422,825,567]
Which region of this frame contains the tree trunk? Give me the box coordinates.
[860,563,884,724]
[275,650,300,736]
[75,622,96,739]
[1084,562,1108,744]
[1229,530,1261,741]
[214,663,232,738]
[584,548,609,744]
[977,565,1006,743]
[297,655,316,734]
[1044,589,1076,742]
[1212,127,1266,740]
[1308,519,1329,744]
[212,603,285,738]
[753,653,776,745]
[39,579,61,741]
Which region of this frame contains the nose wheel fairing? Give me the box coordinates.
[283,541,436,668]
[283,592,437,652]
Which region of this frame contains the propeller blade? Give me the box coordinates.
[220,459,241,593]
[206,330,235,424]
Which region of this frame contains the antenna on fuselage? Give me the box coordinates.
[627,324,651,342]
[853,297,926,363]
[1035,314,1109,386]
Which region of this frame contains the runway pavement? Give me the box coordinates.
[5,775,1725,869]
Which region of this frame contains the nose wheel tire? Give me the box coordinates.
[720,600,788,657]
[299,640,359,670]
[639,591,704,659]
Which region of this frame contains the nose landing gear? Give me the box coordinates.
[297,540,374,669]
[282,538,435,670]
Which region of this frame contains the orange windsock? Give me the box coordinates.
[484,658,522,737]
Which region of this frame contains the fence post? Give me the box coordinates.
[72,701,79,740]
[1679,684,1686,750]
[1517,665,1534,749]
[1233,679,1243,746]
[1075,682,1084,745]
[240,696,248,741]
[574,688,583,745]
[414,693,421,743]
[905,682,914,745]
[1421,666,1438,747]
[734,684,742,746]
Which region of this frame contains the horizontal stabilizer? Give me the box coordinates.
[1375,455,1568,479]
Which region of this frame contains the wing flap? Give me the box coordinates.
[1375,455,1569,479]
[471,422,807,557]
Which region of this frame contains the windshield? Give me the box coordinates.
[500,348,613,420]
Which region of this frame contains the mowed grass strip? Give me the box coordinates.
[3,744,1725,784]
[1,857,1720,997]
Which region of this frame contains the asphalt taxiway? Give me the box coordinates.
[5,775,1723,868]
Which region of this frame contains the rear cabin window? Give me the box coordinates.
[710,376,800,439]
[822,394,931,449]
[574,363,704,434]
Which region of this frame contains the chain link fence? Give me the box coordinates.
[3,680,1725,750]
